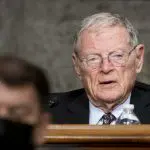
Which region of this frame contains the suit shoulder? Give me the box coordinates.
[135,81,150,91]
[48,88,85,107]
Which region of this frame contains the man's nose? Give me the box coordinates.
[100,57,114,73]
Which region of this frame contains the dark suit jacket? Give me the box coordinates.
[49,81,150,124]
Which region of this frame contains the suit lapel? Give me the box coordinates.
[130,84,150,124]
[67,91,89,124]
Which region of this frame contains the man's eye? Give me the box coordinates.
[112,53,124,58]
[88,57,97,61]
[87,56,100,62]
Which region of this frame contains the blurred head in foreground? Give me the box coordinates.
[0,55,50,146]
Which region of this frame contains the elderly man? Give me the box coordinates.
[49,12,150,124]
[0,55,50,148]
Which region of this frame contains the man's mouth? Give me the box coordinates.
[100,80,116,85]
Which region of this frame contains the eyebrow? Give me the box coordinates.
[80,53,102,58]
[81,50,126,58]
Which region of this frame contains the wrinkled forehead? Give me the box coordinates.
[76,25,131,54]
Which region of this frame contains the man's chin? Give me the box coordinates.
[95,92,123,104]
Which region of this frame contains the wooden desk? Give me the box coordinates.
[42,125,150,150]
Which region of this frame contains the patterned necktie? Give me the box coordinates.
[101,112,116,124]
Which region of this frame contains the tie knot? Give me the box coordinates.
[101,112,116,124]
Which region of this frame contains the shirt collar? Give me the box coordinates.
[89,94,131,125]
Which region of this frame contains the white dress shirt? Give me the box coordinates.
[89,94,131,125]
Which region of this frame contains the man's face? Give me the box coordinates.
[73,25,144,107]
[0,83,48,145]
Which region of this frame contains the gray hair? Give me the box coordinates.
[74,12,139,53]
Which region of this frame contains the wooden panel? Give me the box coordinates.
[42,125,150,150]
[45,124,150,143]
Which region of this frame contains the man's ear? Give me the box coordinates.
[135,44,144,73]
[72,52,82,80]
[34,112,50,145]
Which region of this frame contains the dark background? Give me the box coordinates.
[0,0,150,92]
